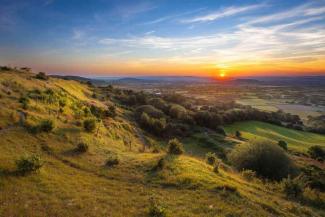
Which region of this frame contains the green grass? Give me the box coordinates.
[225,121,325,152]
[0,69,324,217]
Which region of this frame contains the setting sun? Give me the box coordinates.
[220,73,226,78]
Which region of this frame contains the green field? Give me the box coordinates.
[225,121,325,152]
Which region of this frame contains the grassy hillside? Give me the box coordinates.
[225,121,325,152]
[0,69,324,217]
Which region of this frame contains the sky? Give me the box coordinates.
[0,0,325,77]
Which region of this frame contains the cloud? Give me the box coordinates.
[181,4,264,23]
[98,3,325,66]
[114,1,157,18]
[142,8,206,25]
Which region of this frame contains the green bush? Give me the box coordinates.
[16,155,44,175]
[153,158,166,171]
[205,152,218,165]
[39,119,54,132]
[139,112,166,136]
[229,142,293,180]
[76,142,89,153]
[308,145,325,160]
[19,96,30,109]
[106,155,119,167]
[282,176,303,199]
[83,119,97,132]
[167,138,184,155]
[135,105,164,119]
[278,140,288,151]
[26,120,54,134]
[148,198,167,217]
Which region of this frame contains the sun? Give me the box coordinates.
[219,72,225,78]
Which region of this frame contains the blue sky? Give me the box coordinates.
[0,0,325,76]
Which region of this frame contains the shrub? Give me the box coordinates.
[139,112,166,136]
[83,119,97,132]
[105,155,119,167]
[39,119,54,132]
[213,164,219,173]
[16,155,44,175]
[205,152,218,165]
[153,158,166,171]
[76,142,89,153]
[308,145,325,160]
[19,96,30,109]
[282,176,304,199]
[135,105,164,119]
[105,105,117,118]
[235,130,242,138]
[35,72,48,80]
[278,140,288,151]
[229,142,293,180]
[167,138,184,155]
[168,104,187,120]
[241,170,256,181]
[148,198,167,217]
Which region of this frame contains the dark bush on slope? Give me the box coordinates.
[229,142,294,180]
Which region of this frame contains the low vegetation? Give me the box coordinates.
[16,155,44,175]
[229,142,294,180]
[0,68,324,217]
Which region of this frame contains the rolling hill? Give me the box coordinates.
[0,68,324,217]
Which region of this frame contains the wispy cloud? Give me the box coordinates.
[98,3,325,67]
[142,8,206,25]
[114,1,157,18]
[181,4,264,23]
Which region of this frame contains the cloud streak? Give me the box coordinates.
[99,3,325,67]
[181,4,264,23]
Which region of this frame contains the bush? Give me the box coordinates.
[308,145,325,160]
[153,158,166,171]
[167,138,184,155]
[229,142,293,180]
[278,140,288,151]
[205,152,218,165]
[83,119,97,132]
[139,112,166,136]
[76,142,88,153]
[282,176,303,198]
[106,155,119,167]
[135,105,165,119]
[241,170,256,181]
[213,164,219,173]
[148,198,167,217]
[105,105,117,118]
[39,119,54,132]
[19,96,30,109]
[16,155,44,175]
[35,72,48,80]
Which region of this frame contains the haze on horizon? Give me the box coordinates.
[1,0,325,77]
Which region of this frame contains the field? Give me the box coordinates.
[225,121,325,153]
